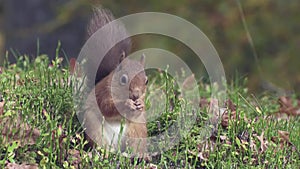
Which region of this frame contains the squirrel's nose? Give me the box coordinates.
[131,89,141,101]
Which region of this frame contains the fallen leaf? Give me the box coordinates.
[189,147,210,162]
[221,110,229,128]
[182,74,196,91]
[278,130,289,143]
[5,163,38,169]
[208,98,221,127]
[226,99,236,112]
[278,96,300,116]
[249,139,257,153]
[271,136,279,143]
[269,112,289,121]
[1,111,40,146]
[277,130,295,150]
[255,131,267,153]
[147,163,158,169]
[220,135,227,141]
[238,131,250,142]
[198,152,208,161]
[67,149,81,169]
[221,110,236,128]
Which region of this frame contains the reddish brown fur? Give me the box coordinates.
[84,57,148,157]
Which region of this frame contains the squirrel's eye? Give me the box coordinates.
[145,78,148,85]
[120,74,128,85]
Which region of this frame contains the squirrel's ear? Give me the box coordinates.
[119,50,126,63]
[140,53,146,66]
[116,51,126,72]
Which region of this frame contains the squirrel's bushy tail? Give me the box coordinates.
[84,7,131,86]
[86,8,115,38]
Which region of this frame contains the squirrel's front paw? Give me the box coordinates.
[125,99,137,111]
[134,98,144,111]
[125,99,144,111]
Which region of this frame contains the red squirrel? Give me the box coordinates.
[82,7,148,157]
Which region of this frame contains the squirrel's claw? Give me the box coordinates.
[134,99,144,111]
[125,99,136,111]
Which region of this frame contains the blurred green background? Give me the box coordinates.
[0,0,299,95]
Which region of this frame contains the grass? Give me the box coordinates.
[0,53,299,168]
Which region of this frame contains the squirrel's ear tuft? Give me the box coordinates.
[140,53,146,66]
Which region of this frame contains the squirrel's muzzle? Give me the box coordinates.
[131,88,143,101]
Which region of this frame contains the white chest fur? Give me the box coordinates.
[103,121,127,148]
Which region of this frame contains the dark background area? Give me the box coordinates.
[1,0,89,61]
[0,0,299,95]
